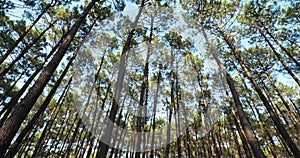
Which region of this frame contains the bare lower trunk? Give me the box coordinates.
[0,1,97,155]
[217,24,300,157]
[200,25,266,157]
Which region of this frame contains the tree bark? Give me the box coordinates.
[200,24,266,158]
[96,1,145,157]
[217,24,300,157]
[0,0,98,155]
[5,77,72,157]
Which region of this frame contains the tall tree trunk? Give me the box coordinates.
[150,64,162,158]
[0,20,56,78]
[175,74,182,158]
[0,29,66,127]
[63,116,81,157]
[33,91,73,157]
[200,24,266,157]
[164,49,175,158]
[227,108,243,157]
[262,68,300,131]
[255,26,300,87]
[0,64,28,105]
[260,79,300,144]
[0,1,56,65]
[216,24,300,156]
[262,26,300,68]
[5,77,72,158]
[75,126,89,158]
[0,0,98,155]
[96,1,145,157]
[19,122,40,157]
[232,57,283,157]
[135,12,153,158]
[229,105,253,157]
[289,98,300,117]
[211,129,221,158]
